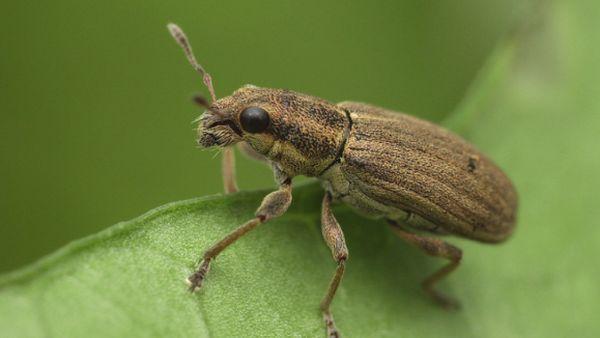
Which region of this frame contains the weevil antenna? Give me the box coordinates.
[192,94,211,109]
[167,23,217,103]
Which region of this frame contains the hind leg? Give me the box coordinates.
[388,220,462,309]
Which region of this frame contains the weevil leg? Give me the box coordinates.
[187,179,292,292]
[387,220,463,309]
[221,147,238,194]
[191,93,238,194]
[320,192,348,338]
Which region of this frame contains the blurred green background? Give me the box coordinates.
[0,1,524,272]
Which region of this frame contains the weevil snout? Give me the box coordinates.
[196,109,243,148]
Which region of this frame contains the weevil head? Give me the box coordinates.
[167,24,349,177]
[197,85,349,176]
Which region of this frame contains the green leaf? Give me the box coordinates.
[0,183,461,337]
[1,2,599,337]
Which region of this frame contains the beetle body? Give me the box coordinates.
[201,86,518,242]
[325,102,517,243]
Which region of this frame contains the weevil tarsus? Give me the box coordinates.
[187,216,261,291]
[168,23,238,193]
[387,220,463,309]
[187,177,292,292]
[320,192,348,338]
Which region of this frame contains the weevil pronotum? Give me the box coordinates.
[168,23,518,337]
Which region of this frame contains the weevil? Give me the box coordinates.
[168,23,518,337]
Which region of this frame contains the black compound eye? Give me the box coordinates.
[240,107,270,133]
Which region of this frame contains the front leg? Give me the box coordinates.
[193,94,238,195]
[221,146,238,194]
[320,192,348,338]
[187,177,292,291]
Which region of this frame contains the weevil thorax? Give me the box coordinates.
[197,85,350,177]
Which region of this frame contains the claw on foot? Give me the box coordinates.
[427,288,461,310]
[187,259,211,292]
[323,310,341,338]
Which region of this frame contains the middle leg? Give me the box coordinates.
[320,192,348,338]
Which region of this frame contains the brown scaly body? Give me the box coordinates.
[168,23,517,338]
[324,102,517,243]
